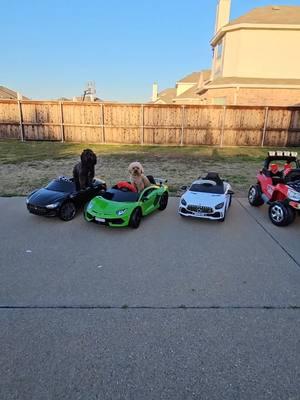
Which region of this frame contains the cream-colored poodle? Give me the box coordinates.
[128,161,151,192]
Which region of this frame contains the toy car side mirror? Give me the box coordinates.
[142,196,149,202]
[228,190,234,195]
[181,185,187,191]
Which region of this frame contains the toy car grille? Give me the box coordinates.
[27,204,48,215]
[187,205,213,213]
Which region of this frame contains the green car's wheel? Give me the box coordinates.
[59,201,76,221]
[158,192,168,210]
[129,207,142,229]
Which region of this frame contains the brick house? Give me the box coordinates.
[197,1,300,106]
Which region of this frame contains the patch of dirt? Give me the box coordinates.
[0,154,262,197]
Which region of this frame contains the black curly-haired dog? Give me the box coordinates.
[73,149,97,190]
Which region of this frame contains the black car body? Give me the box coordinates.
[26,176,106,221]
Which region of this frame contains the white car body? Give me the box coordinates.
[178,177,233,221]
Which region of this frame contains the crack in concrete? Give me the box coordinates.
[0,305,299,310]
[236,199,300,270]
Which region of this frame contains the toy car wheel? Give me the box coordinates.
[228,194,232,208]
[59,201,76,221]
[248,185,264,206]
[287,206,296,224]
[129,207,142,229]
[158,192,168,210]
[268,202,292,226]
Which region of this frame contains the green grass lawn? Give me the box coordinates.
[1,139,299,197]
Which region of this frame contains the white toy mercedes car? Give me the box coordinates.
[178,172,234,222]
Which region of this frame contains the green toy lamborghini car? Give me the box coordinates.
[84,178,168,228]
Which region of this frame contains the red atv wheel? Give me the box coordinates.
[248,185,264,207]
[268,202,295,227]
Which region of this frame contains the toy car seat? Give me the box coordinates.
[269,164,284,184]
[202,172,223,186]
[147,175,156,185]
[114,181,137,192]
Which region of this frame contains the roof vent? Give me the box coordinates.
[272,6,280,10]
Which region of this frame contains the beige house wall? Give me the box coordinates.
[199,87,300,106]
[176,82,195,96]
[220,28,300,79]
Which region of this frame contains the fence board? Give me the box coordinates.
[0,100,300,146]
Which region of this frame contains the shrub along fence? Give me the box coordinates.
[0,100,300,146]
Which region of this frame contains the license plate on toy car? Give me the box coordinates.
[95,217,105,222]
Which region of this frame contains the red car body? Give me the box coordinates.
[248,151,300,226]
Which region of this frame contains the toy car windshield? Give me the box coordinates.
[190,182,225,194]
[45,178,75,193]
[101,188,139,202]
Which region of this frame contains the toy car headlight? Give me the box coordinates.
[215,202,224,210]
[288,188,300,201]
[116,209,127,216]
[181,198,187,206]
[45,202,60,209]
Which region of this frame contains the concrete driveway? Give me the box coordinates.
[0,197,299,400]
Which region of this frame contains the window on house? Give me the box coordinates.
[212,97,226,105]
[216,41,223,59]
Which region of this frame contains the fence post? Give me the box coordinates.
[180,105,185,146]
[59,102,64,142]
[140,104,144,145]
[220,105,226,147]
[261,106,269,147]
[17,100,24,141]
[101,103,105,143]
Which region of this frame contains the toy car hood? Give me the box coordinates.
[27,188,66,206]
[86,195,134,215]
[182,190,225,206]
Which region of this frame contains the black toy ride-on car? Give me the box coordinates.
[26,176,106,221]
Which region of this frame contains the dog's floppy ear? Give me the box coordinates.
[91,152,97,165]
[140,164,144,174]
[80,150,87,163]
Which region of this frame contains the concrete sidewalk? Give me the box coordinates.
[0,197,299,399]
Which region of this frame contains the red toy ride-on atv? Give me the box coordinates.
[248,151,300,226]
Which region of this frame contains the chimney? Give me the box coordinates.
[152,82,158,102]
[215,0,231,34]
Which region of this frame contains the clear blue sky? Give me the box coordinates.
[1,0,300,102]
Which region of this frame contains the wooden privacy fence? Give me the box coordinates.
[1,100,300,147]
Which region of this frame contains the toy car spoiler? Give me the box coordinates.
[154,177,168,185]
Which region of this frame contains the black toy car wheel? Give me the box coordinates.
[268,202,293,226]
[129,207,142,229]
[158,192,168,210]
[59,201,76,221]
[248,185,264,206]
[287,206,296,224]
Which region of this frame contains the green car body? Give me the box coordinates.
[84,182,168,228]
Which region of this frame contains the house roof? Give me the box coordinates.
[177,71,201,84]
[207,77,300,86]
[155,88,176,103]
[0,85,29,99]
[197,76,300,94]
[174,85,200,100]
[227,6,300,26]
